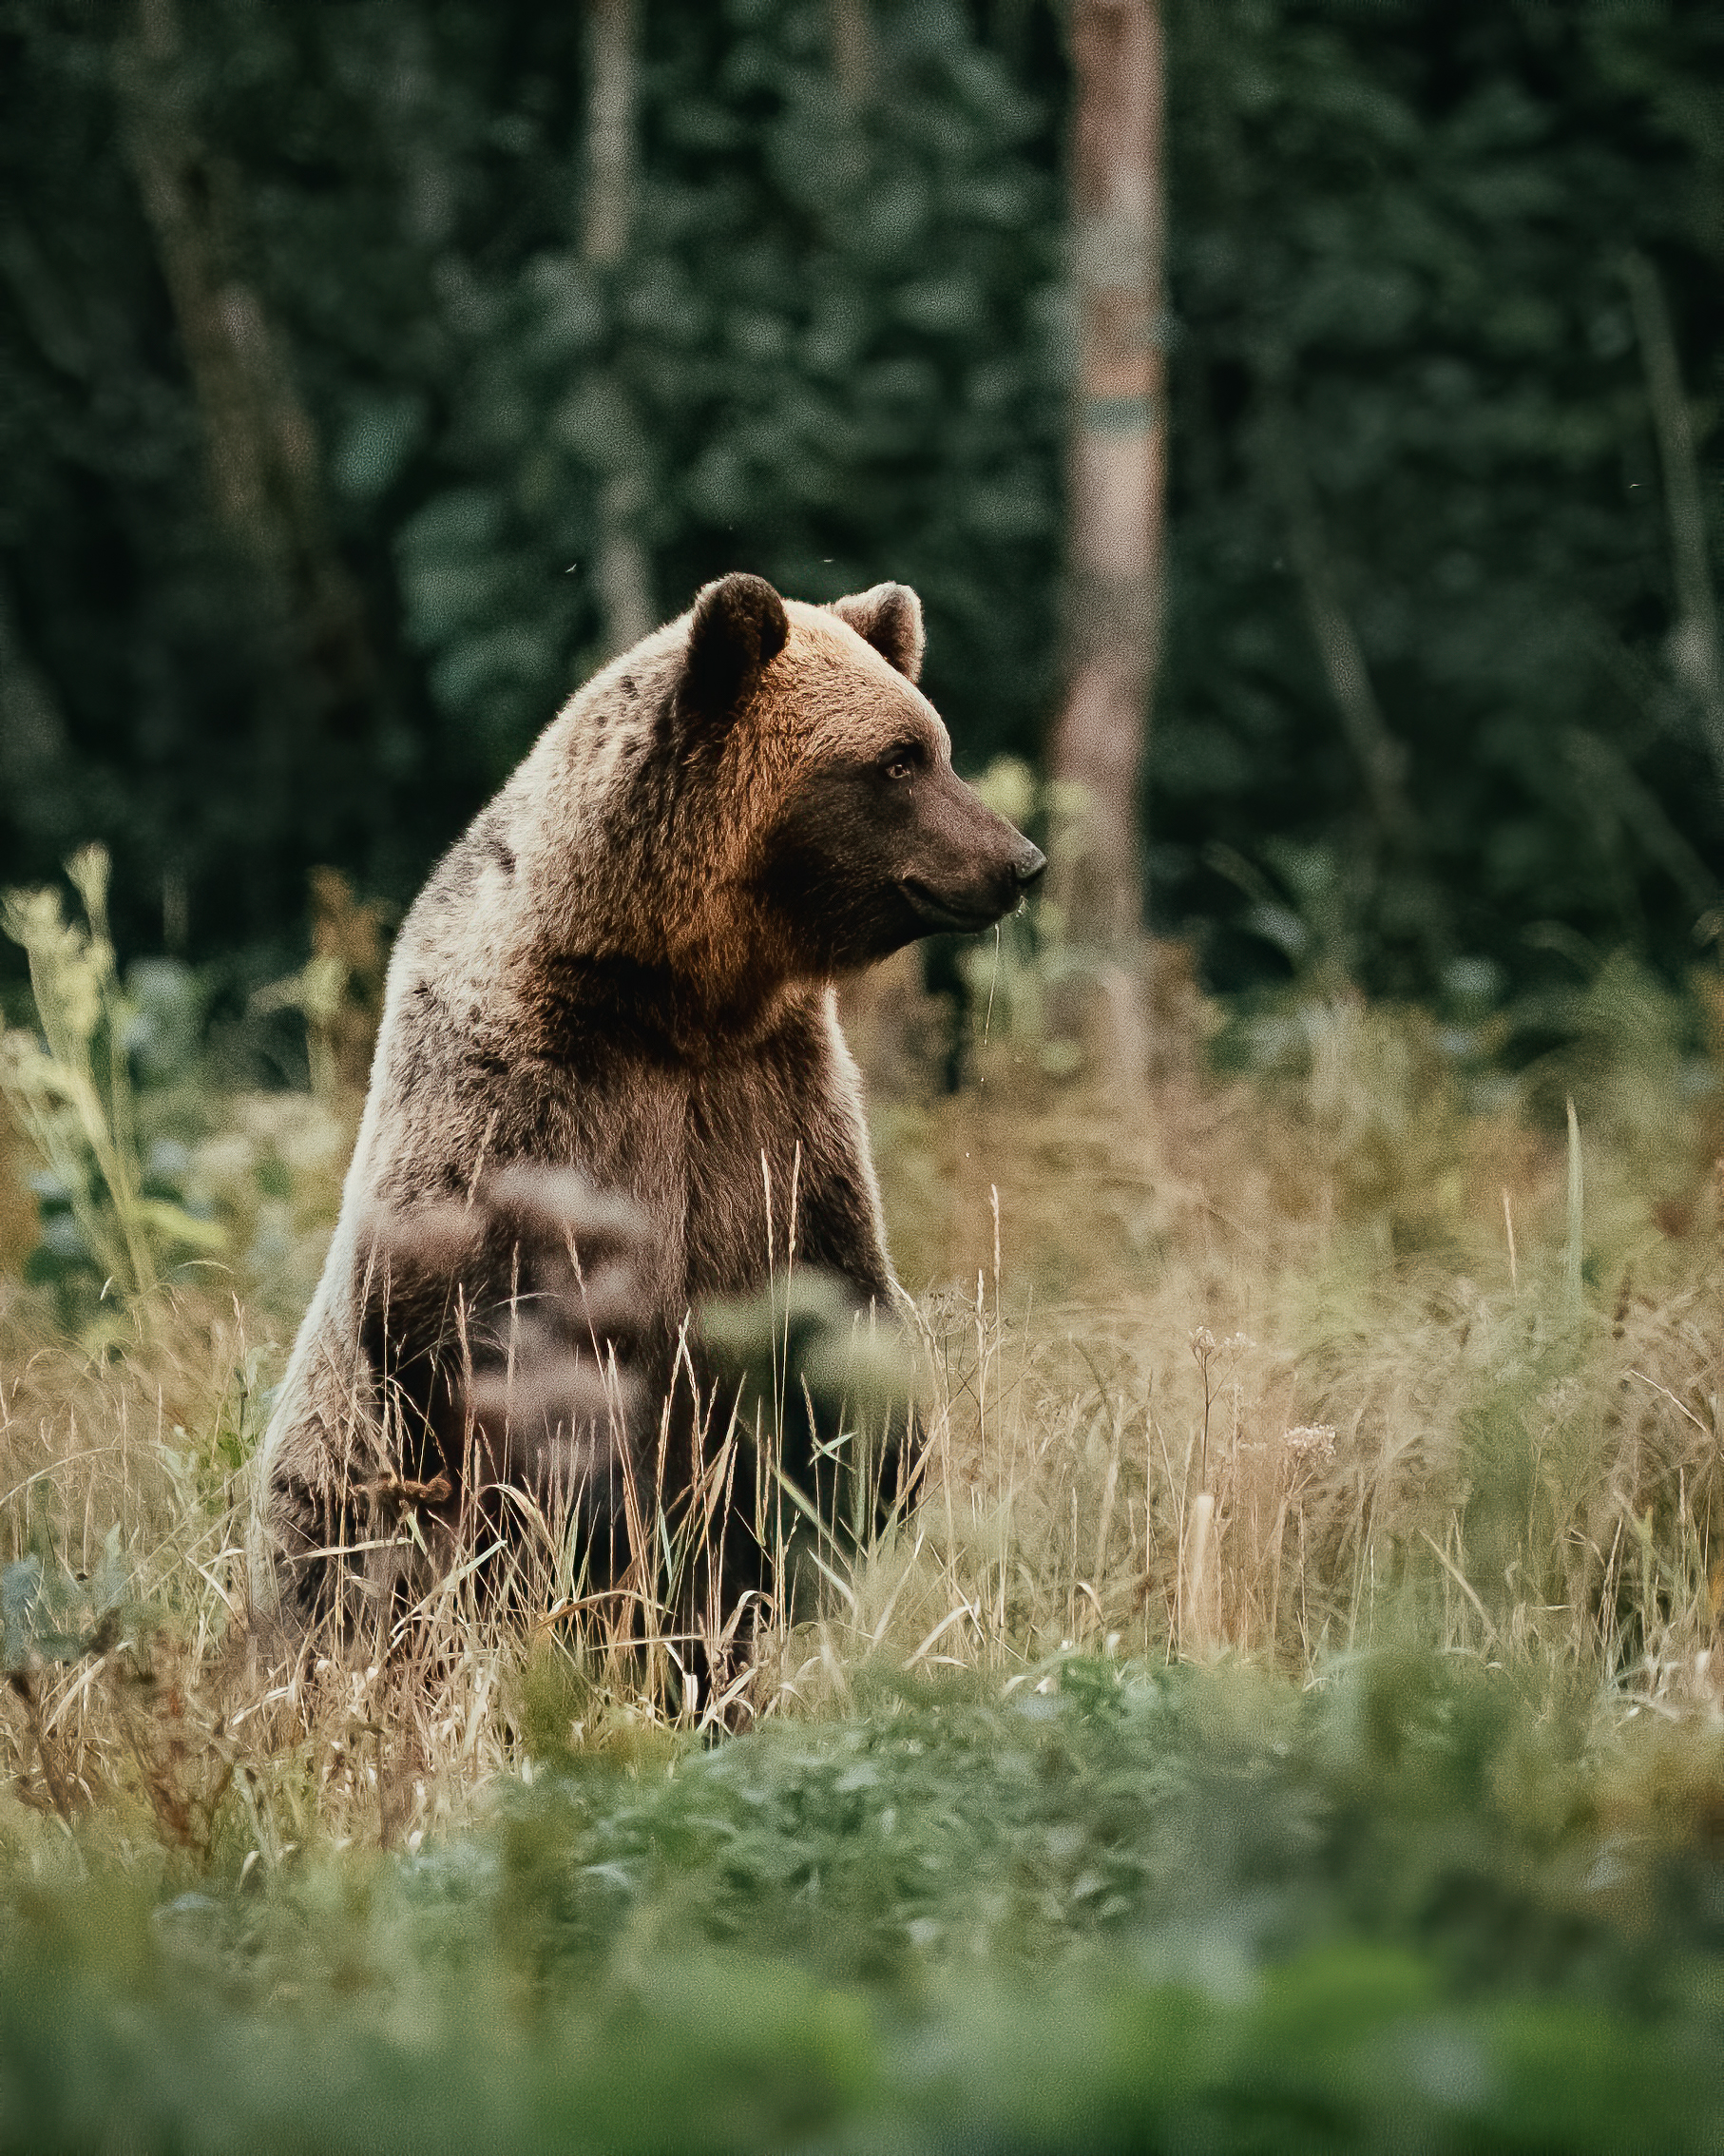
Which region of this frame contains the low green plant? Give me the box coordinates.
[7,1655,1724,2151]
[0,848,222,1345]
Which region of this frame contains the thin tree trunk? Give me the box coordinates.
[1623,249,1724,803]
[827,0,874,106]
[584,0,652,655]
[0,573,69,799]
[1048,0,1167,955]
[584,0,639,267]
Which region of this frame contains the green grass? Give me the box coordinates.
[9,858,1724,2147]
[9,1659,1724,2151]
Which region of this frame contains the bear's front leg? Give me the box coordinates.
[357,1165,648,1569]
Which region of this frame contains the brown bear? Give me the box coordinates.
[255,573,1044,1630]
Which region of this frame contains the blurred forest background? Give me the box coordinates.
[3,0,1724,1016]
[15,20,1724,2139]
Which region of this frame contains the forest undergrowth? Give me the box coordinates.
[8,861,1724,2147]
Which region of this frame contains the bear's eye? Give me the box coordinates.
[882,745,921,782]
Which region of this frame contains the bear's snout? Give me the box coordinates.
[960,831,1045,920]
[894,775,1046,937]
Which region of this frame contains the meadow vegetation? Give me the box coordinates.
[7,854,1724,2147]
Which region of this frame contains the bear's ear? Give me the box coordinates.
[680,573,791,726]
[831,583,925,684]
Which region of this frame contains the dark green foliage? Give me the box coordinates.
[0,0,1064,968]
[1159,0,1724,998]
[3,0,1723,1003]
[8,1657,1724,2149]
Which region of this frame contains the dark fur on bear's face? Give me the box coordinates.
[760,727,1044,969]
[485,572,1044,1033]
[680,574,1046,979]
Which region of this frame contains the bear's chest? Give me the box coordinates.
[680,1034,834,1299]
[393,989,848,1314]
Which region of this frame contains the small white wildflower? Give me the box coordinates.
[1283,1425,1337,1465]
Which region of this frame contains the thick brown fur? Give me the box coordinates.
[256,575,1043,1624]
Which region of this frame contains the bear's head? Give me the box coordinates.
[672,571,1046,980]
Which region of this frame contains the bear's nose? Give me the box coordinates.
[1014,842,1047,891]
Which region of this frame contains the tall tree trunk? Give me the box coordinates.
[1623,249,1724,805]
[827,0,874,106]
[1048,0,1167,956]
[114,0,371,719]
[584,0,653,655]
[0,573,69,801]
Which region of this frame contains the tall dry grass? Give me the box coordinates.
[856,942,1724,1704]
[5,860,1724,1873]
